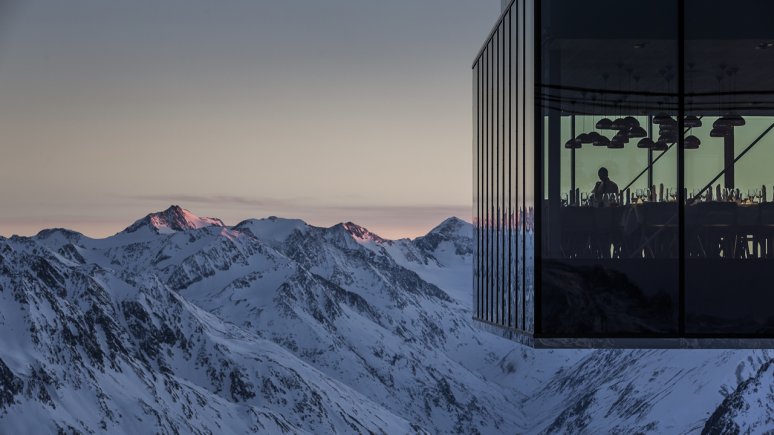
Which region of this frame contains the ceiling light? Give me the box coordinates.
[637,137,654,148]
[596,118,613,130]
[684,135,701,149]
[629,126,648,138]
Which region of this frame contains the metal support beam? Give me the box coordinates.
[647,116,654,188]
[570,115,576,204]
[724,129,735,188]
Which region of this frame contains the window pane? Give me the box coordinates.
[685,0,774,334]
[538,0,679,336]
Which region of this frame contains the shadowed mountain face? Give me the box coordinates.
[541,260,676,335]
[0,207,773,434]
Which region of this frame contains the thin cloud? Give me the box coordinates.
[126,193,470,220]
[127,194,297,208]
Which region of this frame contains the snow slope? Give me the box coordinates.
[0,205,772,434]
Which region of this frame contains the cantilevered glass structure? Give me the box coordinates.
[473,0,774,347]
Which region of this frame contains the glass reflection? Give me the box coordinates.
[685,0,774,334]
[538,0,679,336]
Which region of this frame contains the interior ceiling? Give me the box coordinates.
[541,39,774,116]
[540,0,774,116]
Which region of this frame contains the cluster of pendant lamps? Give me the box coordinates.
[565,113,746,151]
[563,115,659,150]
[566,64,747,151]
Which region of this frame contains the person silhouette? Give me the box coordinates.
[591,167,619,204]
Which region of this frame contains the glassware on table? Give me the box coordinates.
[561,193,569,206]
[581,192,589,205]
[749,188,760,204]
[724,187,734,202]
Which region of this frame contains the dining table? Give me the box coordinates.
[558,201,774,259]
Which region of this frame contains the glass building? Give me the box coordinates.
[473,0,774,347]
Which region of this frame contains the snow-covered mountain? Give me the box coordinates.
[0,206,772,434]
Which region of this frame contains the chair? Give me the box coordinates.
[560,207,595,258]
[736,205,759,258]
[593,207,615,258]
[694,202,738,258]
[758,203,774,258]
[640,203,678,258]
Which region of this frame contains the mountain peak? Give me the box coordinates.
[425,217,470,238]
[234,216,309,243]
[413,216,472,254]
[125,205,225,234]
[341,222,388,244]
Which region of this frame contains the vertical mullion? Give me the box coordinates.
[523,0,530,333]
[507,11,512,329]
[479,61,483,321]
[478,63,483,321]
[677,0,686,336]
[475,62,480,320]
[495,29,499,326]
[484,44,489,322]
[488,42,493,323]
[513,2,524,331]
[492,27,502,323]
[494,26,503,323]
[499,26,504,327]
[494,30,499,325]
[500,19,509,326]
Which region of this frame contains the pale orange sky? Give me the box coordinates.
[0,0,499,239]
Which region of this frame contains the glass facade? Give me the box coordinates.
[474,0,774,346]
[473,0,535,335]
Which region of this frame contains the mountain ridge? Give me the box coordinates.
[124,205,226,234]
[0,206,772,434]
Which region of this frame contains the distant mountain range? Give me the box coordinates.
[0,206,771,434]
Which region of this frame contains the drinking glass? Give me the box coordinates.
[668,188,677,202]
[752,188,761,204]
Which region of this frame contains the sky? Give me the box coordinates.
[0,0,500,239]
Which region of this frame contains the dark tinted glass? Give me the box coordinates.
[538,0,680,336]
[684,0,774,335]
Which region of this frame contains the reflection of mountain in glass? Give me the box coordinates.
[542,261,675,335]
